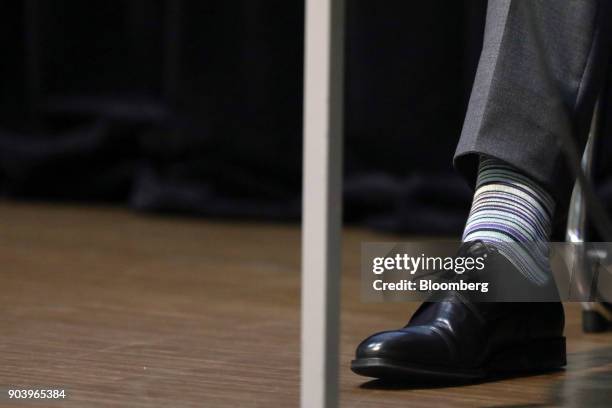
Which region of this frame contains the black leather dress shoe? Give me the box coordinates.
[351,241,566,381]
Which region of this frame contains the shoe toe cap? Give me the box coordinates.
[355,326,452,364]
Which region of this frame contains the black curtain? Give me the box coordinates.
[2,0,609,236]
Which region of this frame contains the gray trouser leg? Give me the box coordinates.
[454,0,612,208]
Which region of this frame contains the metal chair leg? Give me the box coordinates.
[566,99,612,332]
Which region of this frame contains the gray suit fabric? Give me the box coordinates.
[454,0,612,209]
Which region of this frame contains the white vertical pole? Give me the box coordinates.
[300,0,345,407]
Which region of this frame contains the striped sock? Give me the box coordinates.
[462,157,555,285]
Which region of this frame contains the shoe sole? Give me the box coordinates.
[351,337,566,382]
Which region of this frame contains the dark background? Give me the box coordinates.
[1,0,611,236]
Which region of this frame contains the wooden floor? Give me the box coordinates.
[1,202,611,407]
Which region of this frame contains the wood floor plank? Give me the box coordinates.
[0,202,610,407]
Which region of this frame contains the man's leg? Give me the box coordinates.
[455,0,612,208]
[456,0,612,304]
[352,0,612,381]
